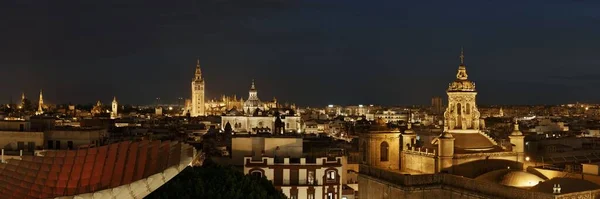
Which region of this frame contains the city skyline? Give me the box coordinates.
[1,0,600,106]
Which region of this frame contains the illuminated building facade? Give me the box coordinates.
[191,59,206,117]
[205,95,244,116]
[111,96,118,119]
[36,90,44,115]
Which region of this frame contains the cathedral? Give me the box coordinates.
[183,59,283,117]
[205,95,244,116]
[360,49,525,177]
[357,49,600,198]
[221,80,301,134]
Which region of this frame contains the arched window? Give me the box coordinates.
[250,170,263,178]
[380,142,389,162]
[327,170,336,180]
[466,103,471,114]
[456,103,462,115]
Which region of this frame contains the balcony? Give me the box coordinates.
[280,179,319,186]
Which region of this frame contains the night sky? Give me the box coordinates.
[1,0,599,106]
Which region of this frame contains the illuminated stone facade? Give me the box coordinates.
[91,101,103,116]
[444,49,480,131]
[36,90,44,115]
[244,157,343,199]
[243,80,263,114]
[205,95,244,115]
[357,50,600,199]
[191,59,205,117]
[111,96,118,119]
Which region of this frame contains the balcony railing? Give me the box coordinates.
[279,180,319,186]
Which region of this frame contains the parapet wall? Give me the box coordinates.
[359,165,559,199]
[401,152,436,174]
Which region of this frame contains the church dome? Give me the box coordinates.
[451,132,496,151]
[244,99,263,109]
[475,169,544,188]
[448,79,476,92]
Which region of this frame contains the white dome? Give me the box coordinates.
[475,169,544,188]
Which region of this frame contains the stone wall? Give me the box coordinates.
[0,131,44,151]
[45,128,106,149]
[359,165,558,199]
[402,152,436,174]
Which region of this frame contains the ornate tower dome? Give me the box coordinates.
[243,79,263,114]
[447,48,476,92]
[443,48,481,131]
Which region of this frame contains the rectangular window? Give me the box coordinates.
[28,142,35,152]
[47,140,53,149]
[308,193,315,199]
[56,141,61,150]
[68,141,74,150]
[327,193,333,199]
[17,142,25,150]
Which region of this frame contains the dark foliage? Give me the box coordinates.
[146,160,286,199]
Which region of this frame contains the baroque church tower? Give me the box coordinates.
[191,58,205,117]
[444,49,481,131]
[111,96,118,119]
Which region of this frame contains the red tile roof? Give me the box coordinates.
[0,140,194,199]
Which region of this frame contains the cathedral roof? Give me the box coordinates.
[451,132,496,151]
[225,107,244,116]
[475,169,545,188]
[531,178,600,194]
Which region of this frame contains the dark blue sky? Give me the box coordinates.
[1,0,599,106]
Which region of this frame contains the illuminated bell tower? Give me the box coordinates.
[444,48,480,131]
[36,89,44,115]
[111,96,118,119]
[191,58,205,117]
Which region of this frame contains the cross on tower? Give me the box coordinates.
[459,47,465,65]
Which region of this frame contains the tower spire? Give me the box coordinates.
[36,89,44,115]
[456,48,468,80]
[194,58,202,80]
[250,79,256,90]
[459,47,465,65]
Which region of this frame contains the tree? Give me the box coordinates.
[224,122,233,134]
[146,160,286,199]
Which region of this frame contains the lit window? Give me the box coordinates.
[328,193,333,199]
[327,171,336,180]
